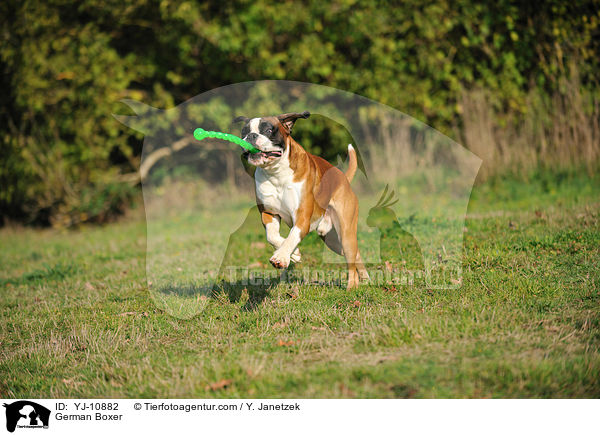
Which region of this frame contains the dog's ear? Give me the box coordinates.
[232,116,249,124]
[277,111,310,132]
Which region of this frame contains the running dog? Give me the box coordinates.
[234,112,369,289]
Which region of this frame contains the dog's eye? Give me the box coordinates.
[265,127,273,135]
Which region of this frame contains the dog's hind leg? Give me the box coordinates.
[322,223,368,282]
[329,196,360,290]
[356,250,370,281]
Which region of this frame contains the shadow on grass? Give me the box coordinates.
[214,280,273,311]
[153,280,275,312]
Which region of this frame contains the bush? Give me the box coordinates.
[1,0,598,225]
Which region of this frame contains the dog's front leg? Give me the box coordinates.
[269,209,311,269]
[261,211,300,263]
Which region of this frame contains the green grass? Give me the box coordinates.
[0,174,599,398]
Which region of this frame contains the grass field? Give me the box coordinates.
[1,173,599,398]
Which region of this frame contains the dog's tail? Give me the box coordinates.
[345,144,357,182]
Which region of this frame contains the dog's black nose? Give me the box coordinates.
[246,132,258,144]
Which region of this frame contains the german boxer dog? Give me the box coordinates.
[233,112,369,289]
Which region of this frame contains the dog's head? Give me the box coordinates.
[233,111,310,167]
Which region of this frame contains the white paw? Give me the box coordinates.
[290,249,301,263]
[270,250,291,269]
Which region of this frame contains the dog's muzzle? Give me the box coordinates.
[244,148,283,166]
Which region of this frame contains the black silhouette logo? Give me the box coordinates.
[3,401,50,432]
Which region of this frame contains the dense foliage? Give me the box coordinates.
[1,0,599,225]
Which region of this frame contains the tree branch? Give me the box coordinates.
[139,135,195,182]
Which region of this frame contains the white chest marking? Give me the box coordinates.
[255,156,304,228]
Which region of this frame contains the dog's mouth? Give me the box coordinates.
[244,149,283,165]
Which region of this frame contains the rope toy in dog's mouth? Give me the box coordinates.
[193,128,260,154]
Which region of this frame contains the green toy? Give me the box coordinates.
[193,127,260,153]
